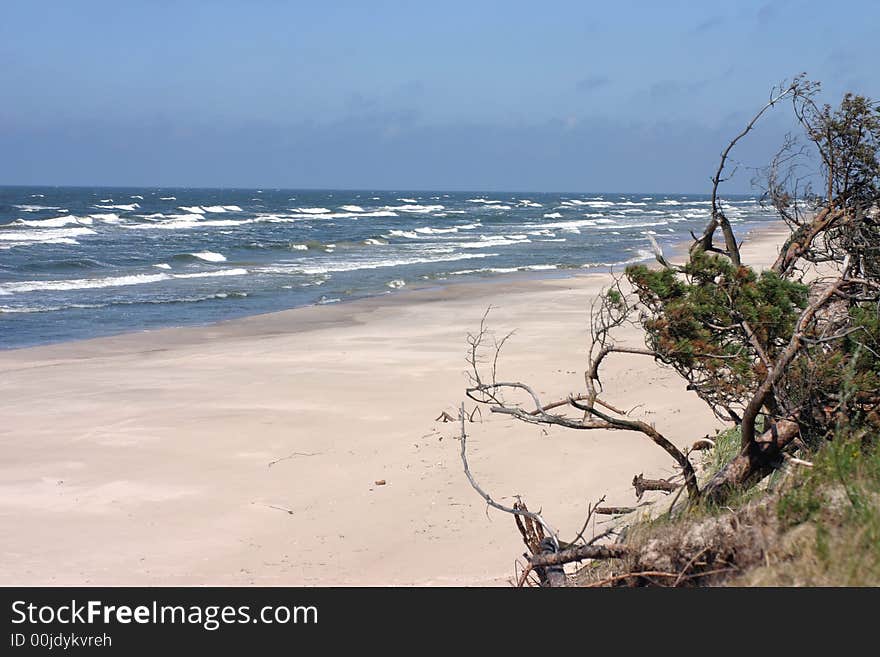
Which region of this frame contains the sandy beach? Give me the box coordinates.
[0,224,789,586]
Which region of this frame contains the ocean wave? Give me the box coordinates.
[0,227,96,242]
[201,205,243,213]
[414,226,458,234]
[89,213,123,224]
[265,252,498,276]
[125,216,246,230]
[178,206,205,214]
[180,251,227,263]
[458,235,531,248]
[543,212,563,218]
[382,204,444,214]
[159,196,176,201]
[13,205,62,212]
[340,205,364,212]
[0,268,249,294]
[0,273,170,293]
[13,216,93,228]
[450,264,559,276]
[173,268,247,279]
[295,207,331,214]
[94,203,139,211]
[0,292,247,314]
[0,237,80,250]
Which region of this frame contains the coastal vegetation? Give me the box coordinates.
[459,76,880,586]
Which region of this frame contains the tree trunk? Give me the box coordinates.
[701,419,800,503]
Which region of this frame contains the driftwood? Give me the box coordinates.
[594,506,637,516]
[632,474,681,500]
[528,544,631,568]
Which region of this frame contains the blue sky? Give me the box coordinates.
[1,0,878,192]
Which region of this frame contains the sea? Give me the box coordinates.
[0,187,777,349]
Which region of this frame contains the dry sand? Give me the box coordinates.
[0,224,790,586]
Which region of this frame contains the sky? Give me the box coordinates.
[1,0,878,192]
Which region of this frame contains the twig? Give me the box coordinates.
[458,403,559,548]
[267,452,320,468]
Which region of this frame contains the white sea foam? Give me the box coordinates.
[13,205,61,212]
[89,213,123,224]
[397,198,418,203]
[200,206,228,213]
[0,237,80,249]
[387,279,406,289]
[14,216,92,228]
[386,230,420,239]
[277,210,398,221]
[189,251,227,263]
[268,252,497,276]
[0,273,170,294]
[0,227,96,242]
[153,263,172,270]
[173,268,248,279]
[131,195,144,200]
[295,207,331,214]
[543,212,563,218]
[95,203,139,211]
[517,200,543,207]
[458,235,531,249]
[451,264,559,276]
[290,244,308,251]
[467,198,502,204]
[125,216,245,230]
[159,196,177,201]
[178,206,206,214]
[340,205,364,212]
[383,204,444,214]
[414,226,458,234]
[363,238,386,246]
[222,205,243,212]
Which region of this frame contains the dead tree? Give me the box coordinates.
[457,77,880,577]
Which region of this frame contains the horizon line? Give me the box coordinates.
[0,183,756,197]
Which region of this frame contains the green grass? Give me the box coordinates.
[771,433,880,585]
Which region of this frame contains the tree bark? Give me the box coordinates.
[701,419,800,503]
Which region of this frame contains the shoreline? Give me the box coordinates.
[0,221,789,586]
[1,220,786,356]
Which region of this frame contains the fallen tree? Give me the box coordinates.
[459,75,880,585]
